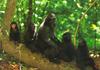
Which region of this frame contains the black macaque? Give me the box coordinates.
[24,23,36,51]
[24,23,35,45]
[35,13,56,52]
[44,35,62,63]
[60,32,76,62]
[76,38,99,70]
[9,22,20,44]
[35,13,61,63]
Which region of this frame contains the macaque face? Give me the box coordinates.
[50,14,56,24]
[62,32,71,42]
[47,13,56,27]
[11,24,17,29]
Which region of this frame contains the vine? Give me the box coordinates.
[74,0,97,47]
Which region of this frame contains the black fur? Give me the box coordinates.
[60,32,76,62]
[76,38,98,70]
[9,22,20,43]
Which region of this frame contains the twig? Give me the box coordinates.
[74,0,97,47]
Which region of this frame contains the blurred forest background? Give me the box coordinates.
[0,0,100,50]
[0,0,100,70]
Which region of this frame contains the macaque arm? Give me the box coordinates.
[44,38,58,48]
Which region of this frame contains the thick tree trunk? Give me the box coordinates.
[3,0,16,31]
[28,0,32,23]
[1,36,61,70]
[25,0,33,30]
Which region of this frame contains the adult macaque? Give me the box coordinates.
[24,23,35,46]
[35,13,61,63]
[76,38,99,70]
[24,23,36,52]
[35,13,57,52]
[9,22,20,44]
[60,32,76,62]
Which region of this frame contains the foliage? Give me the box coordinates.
[0,0,100,49]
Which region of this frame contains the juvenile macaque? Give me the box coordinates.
[9,22,20,44]
[60,32,76,62]
[76,38,99,70]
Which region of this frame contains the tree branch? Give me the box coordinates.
[73,0,97,47]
